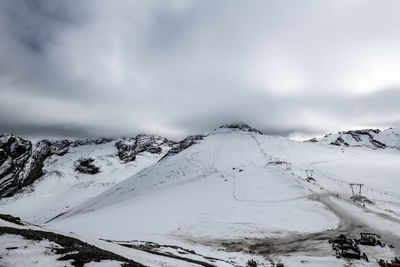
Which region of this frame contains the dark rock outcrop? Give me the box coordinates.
[219,123,263,134]
[115,134,175,163]
[71,138,114,147]
[330,129,386,149]
[74,158,100,174]
[160,135,204,161]
[0,134,32,197]
[330,136,350,147]
[0,134,71,198]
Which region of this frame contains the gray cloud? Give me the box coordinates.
[1,0,400,139]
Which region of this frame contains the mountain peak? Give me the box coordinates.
[217,122,263,134]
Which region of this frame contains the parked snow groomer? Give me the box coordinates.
[329,234,368,261]
[355,233,385,247]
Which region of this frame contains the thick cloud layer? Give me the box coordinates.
[1,0,400,139]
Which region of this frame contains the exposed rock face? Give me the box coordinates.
[330,136,350,147]
[218,123,263,134]
[115,134,175,163]
[0,134,32,197]
[338,129,386,148]
[309,127,400,150]
[160,135,204,161]
[0,135,71,198]
[74,158,100,174]
[71,138,114,147]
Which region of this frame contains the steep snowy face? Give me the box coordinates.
[310,127,400,149]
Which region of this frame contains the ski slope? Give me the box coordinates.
[45,128,341,261]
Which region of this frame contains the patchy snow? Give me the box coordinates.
[0,234,72,267]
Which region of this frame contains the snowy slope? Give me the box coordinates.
[44,124,400,266]
[0,138,173,224]
[2,124,400,266]
[50,126,338,240]
[310,127,400,149]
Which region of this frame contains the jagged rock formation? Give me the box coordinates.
[309,127,400,150]
[71,138,114,147]
[218,123,263,134]
[160,135,204,160]
[74,158,100,174]
[0,134,70,198]
[115,134,175,163]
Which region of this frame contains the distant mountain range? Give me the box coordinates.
[1,124,399,200]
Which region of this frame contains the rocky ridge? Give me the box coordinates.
[218,122,263,134]
[115,134,175,163]
[0,133,178,198]
[309,127,400,150]
[160,135,204,161]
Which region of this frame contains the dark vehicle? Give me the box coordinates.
[330,234,359,251]
[329,234,368,261]
[336,248,360,259]
[356,232,385,247]
[329,234,354,246]
[246,259,257,267]
[336,248,368,261]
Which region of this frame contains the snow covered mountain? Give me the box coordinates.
[2,123,400,266]
[309,127,400,149]
[0,133,178,224]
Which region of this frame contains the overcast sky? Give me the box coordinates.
[1,0,400,140]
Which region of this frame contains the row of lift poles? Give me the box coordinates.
[273,159,364,199]
[305,169,364,199]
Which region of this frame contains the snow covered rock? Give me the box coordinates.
[311,127,400,149]
[115,134,174,163]
[218,122,263,134]
[0,134,32,197]
[0,135,100,198]
[160,135,204,160]
[71,138,114,147]
[74,158,100,174]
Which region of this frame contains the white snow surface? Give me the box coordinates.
[49,129,340,242]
